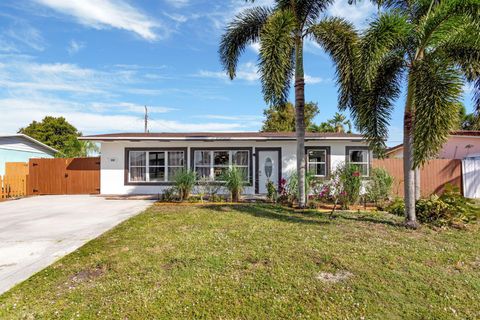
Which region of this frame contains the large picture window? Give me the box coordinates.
[193,149,250,182]
[347,148,370,176]
[128,150,185,183]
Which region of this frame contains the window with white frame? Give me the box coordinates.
[128,150,185,183]
[194,149,249,181]
[307,149,327,177]
[347,148,370,176]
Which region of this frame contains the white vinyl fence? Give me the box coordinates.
[462,158,480,199]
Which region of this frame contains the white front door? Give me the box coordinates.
[257,150,279,194]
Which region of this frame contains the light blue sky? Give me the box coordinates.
[0,0,475,146]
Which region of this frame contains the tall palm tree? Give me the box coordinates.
[219,0,334,207]
[313,0,480,227]
[330,112,352,133]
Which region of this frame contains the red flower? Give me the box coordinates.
[352,171,360,177]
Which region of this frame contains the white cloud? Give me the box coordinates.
[250,42,260,53]
[34,0,163,41]
[163,12,188,23]
[0,61,107,95]
[67,40,85,54]
[305,74,326,84]
[94,102,176,114]
[327,0,377,29]
[196,62,259,82]
[0,56,252,134]
[164,0,190,9]
[0,38,19,53]
[195,114,262,121]
[0,59,163,97]
[196,63,327,86]
[0,97,246,134]
[3,20,45,51]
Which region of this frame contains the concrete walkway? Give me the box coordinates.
[0,195,153,295]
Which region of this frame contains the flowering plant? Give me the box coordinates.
[316,163,362,211]
[279,178,287,196]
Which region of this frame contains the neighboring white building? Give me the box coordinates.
[80,132,371,195]
[0,134,58,175]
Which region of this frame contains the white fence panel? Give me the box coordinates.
[462,158,480,199]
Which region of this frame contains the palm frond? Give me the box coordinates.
[474,78,480,116]
[259,9,297,105]
[355,51,405,155]
[418,0,480,49]
[296,0,335,27]
[433,19,480,114]
[219,6,272,79]
[412,57,463,167]
[360,12,411,86]
[310,17,359,110]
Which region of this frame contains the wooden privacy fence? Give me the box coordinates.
[5,162,29,176]
[1,162,29,200]
[28,157,100,195]
[372,159,462,197]
[0,175,28,199]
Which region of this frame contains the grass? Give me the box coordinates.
[1,204,479,319]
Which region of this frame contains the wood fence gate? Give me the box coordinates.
[28,157,100,195]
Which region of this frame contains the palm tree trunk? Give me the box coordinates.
[295,34,306,208]
[415,168,421,200]
[404,75,419,228]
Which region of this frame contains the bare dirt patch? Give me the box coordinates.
[316,271,353,283]
[70,265,107,283]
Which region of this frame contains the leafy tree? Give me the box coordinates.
[310,112,352,133]
[262,101,319,132]
[458,104,480,130]
[220,0,335,207]
[313,0,480,227]
[18,116,97,157]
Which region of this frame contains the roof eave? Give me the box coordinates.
[79,136,365,142]
[1,134,58,154]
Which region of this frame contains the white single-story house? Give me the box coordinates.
[0,134,58,175]
[80,132,371,195]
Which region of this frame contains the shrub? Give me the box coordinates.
[280,171,316,206]
[415,185,480,227]
[322,163,363,209]
[439,184,480,224]
[366,168,393,209]
[162,187,178,202]
[386,197,405,216]
[266,180,278,202]
[221,166,246,202]
[173,169,197,201]
[194,176,212,202]
[385,187,479,227]
[415,195,451,225]
[277,178,290,204]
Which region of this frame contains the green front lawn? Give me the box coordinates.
[1,204,479,319]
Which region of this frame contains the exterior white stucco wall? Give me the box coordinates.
[99,139,369,195]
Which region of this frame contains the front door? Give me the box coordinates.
[257,149,280,194]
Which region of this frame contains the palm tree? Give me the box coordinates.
[330,112,352,133]
[309,112,352,132]
[313,0,480,227]
[219,0,334,207]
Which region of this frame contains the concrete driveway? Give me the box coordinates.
[0,195,153,294]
